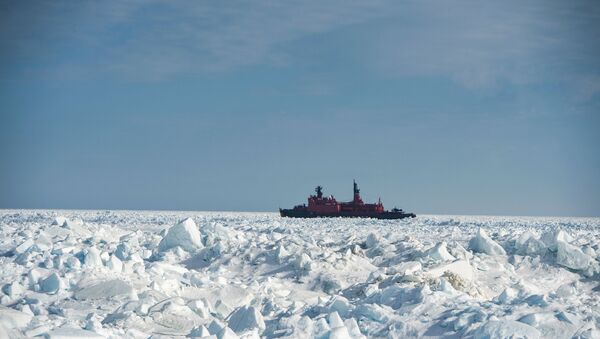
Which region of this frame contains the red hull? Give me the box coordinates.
[279,208,416,219]
[280,181,415,219]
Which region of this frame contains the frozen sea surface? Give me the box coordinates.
[0,210,599,338]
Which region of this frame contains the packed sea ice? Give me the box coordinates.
[0,210,599,338]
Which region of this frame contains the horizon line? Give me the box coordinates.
[0,207,598,219]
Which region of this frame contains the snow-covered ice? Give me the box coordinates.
[158,217,204,253]
[0,210,599,338]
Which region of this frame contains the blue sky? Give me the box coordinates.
[1,0,599,216]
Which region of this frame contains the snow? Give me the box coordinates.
[0,210,599,338]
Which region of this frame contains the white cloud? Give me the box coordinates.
[366,0,600,90]
[0,0,392,80]
[1,0,599,98]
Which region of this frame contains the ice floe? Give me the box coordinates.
[0,210,598,338]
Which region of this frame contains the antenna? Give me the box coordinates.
[315,185,323,198]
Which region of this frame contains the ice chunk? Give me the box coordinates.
[517,236,547,256]
[145,300,201,335]
[518,312,580,338]
[353,304,390,323]
[425,260,474,283]
[188,299,210,318]
[367,270,385,284]
[448,242,473,260]
[362,284,379,298]
[274,244,289,264]
[287,315,314,338]
[328,311,345,329]
[189,325,211,337]
[74,279,134,300]
[327,296,351,317]
[65,256,82,270]
[422,241,455,262]
[516,231,536,246]
[582,245,596,258]
[379,285,425,309]
[203,222,231,242]
[2,282,24,297]
[365,233,380,248]
[473,320,541,339]
[52,216,68,226]
[496,287,518,304]
[0,305,32,329]
[344,318,366,339]
[15,251,34,266]
[541,229,574,251]
[27,268,47,287]
[318,274,343,294]
[468,228,506,255]
[61,219,92,238]
[572,325,600,339]
[214,299,233,318]
[227,306,265,333]
[85,313,103,333]
[556,241,593,271]
[14,239,34,254]
[158,218,203,253]
[25,325,52,337]
[84,247,103,267]
[524,294,549,307]
[40,272,63,294]
[439,277,460,294]
[329,326,351,339]
[208,319,226,335]
[190,273,210,287]
[313,317,331,338]
[62,218,80,228]
[45,328,105,338]
[389,261,422,276]
[218,326,240,339]
[106,255,123,273]
[114,243,130,261]
[294,253,312,272]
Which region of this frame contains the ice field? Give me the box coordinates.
[0,210,599,338]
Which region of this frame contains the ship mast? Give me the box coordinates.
[315,185,323,199]
[353,180,361,203]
